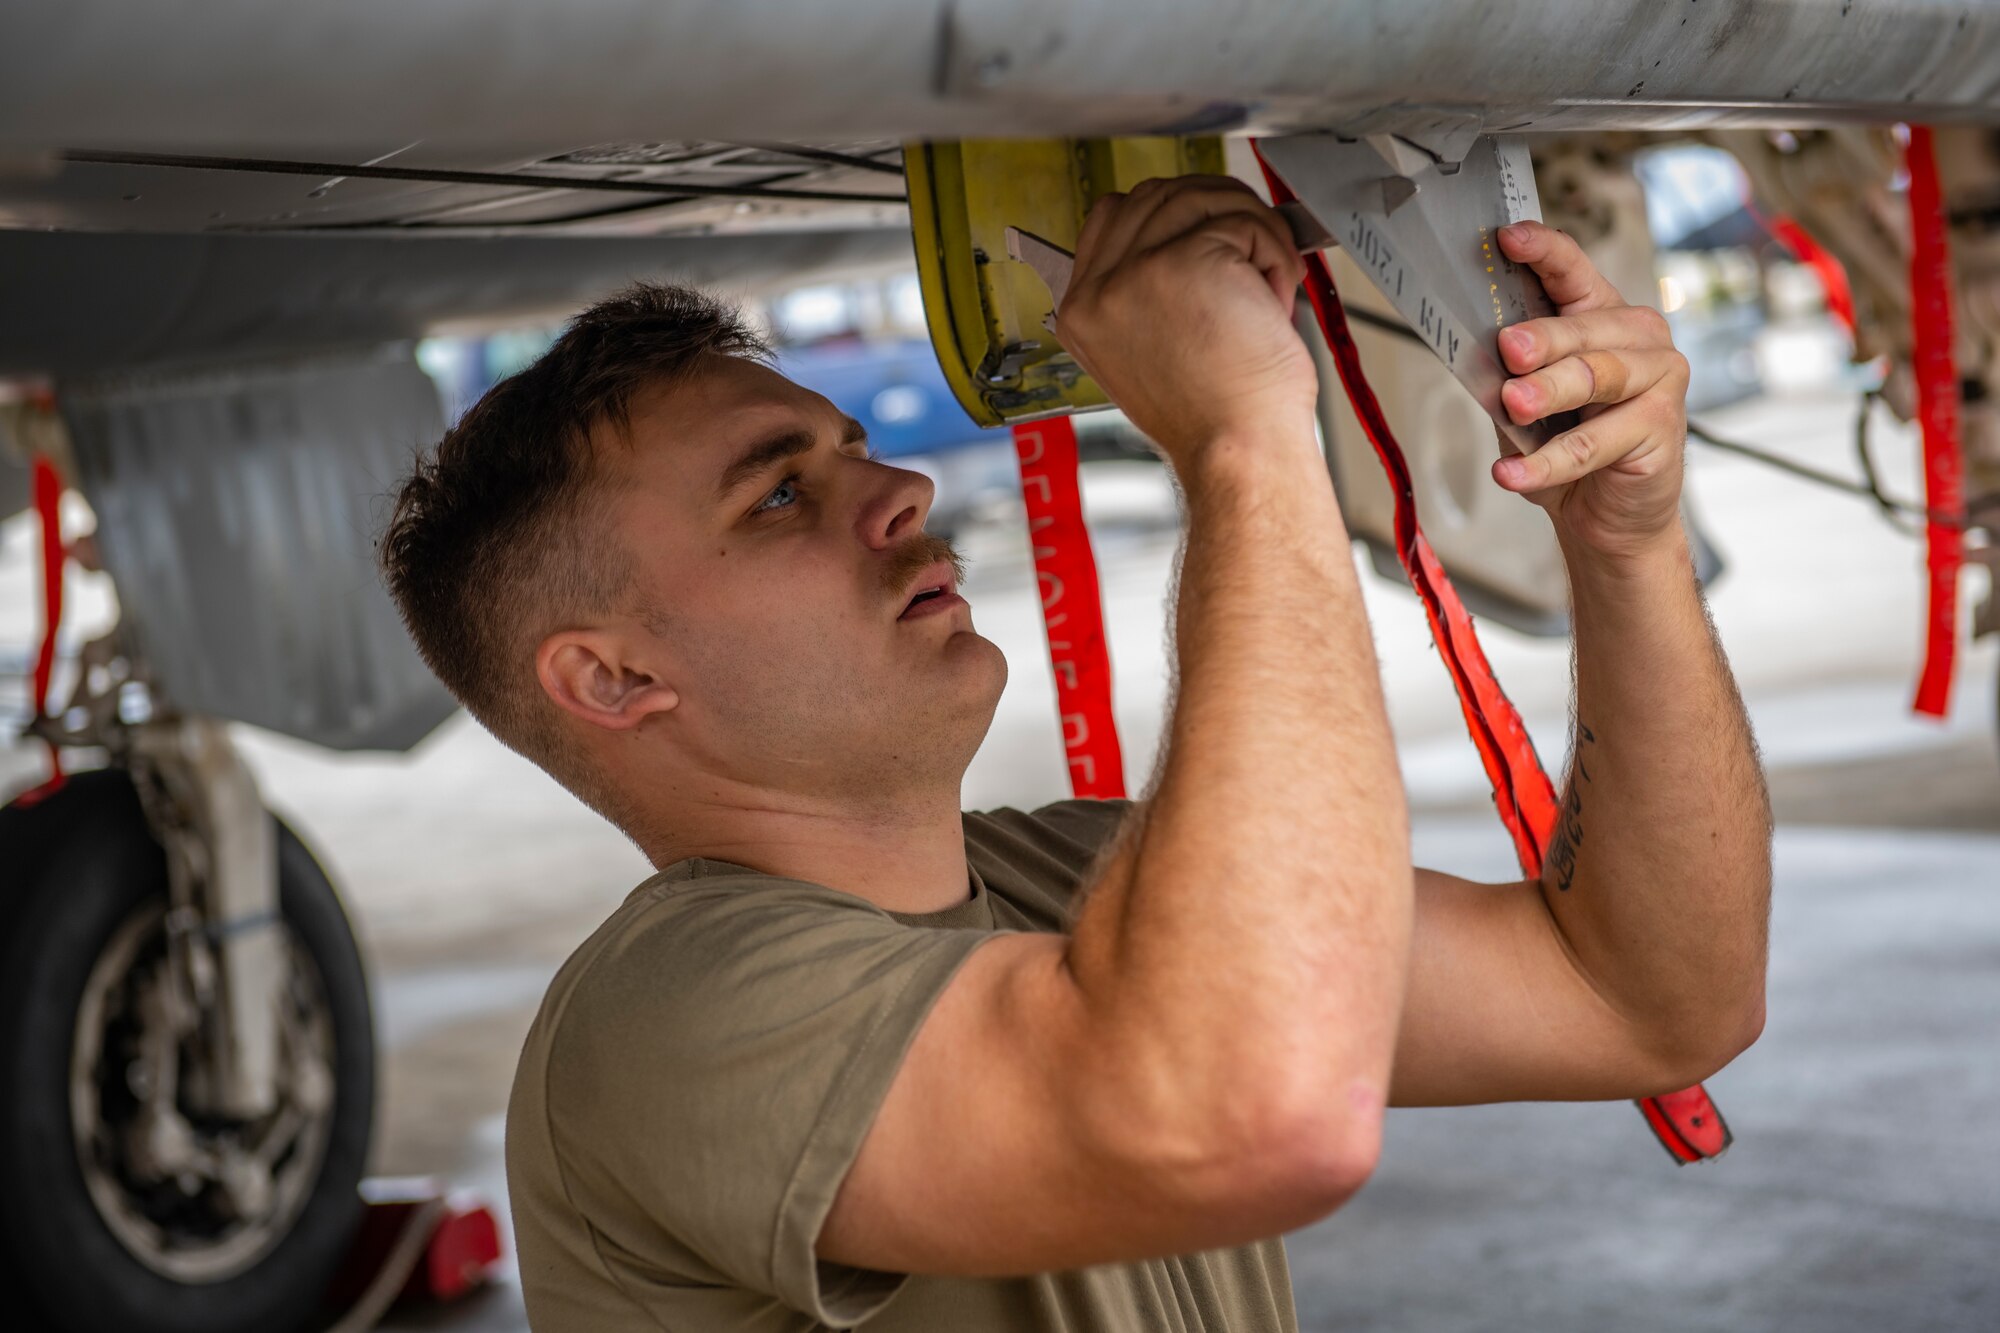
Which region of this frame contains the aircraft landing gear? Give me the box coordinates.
[0,766,375,1333]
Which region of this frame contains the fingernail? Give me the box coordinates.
[1500,222,1530,242]
[1500,327,1531,356]
[1495,457,1528,487]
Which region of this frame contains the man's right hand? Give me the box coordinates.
[1054,175,1318,469]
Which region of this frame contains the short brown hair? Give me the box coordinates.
[380,282,768,812]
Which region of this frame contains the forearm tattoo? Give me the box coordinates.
[1546,723,1594,892]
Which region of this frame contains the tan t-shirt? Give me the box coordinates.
[506,797,1298,1331]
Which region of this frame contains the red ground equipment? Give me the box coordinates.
[325,1178,504,1331]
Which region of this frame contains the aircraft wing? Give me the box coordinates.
[4,0,1999,164]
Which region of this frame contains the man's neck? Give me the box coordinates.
[641,785,973,916]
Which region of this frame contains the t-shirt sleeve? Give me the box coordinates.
[543,879,990,1326]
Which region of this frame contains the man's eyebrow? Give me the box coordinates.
[713,416,869,505]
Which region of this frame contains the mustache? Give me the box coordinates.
[882,531,966,597]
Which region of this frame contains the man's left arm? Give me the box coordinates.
[1389,221,1771,1106]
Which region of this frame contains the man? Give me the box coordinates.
[381,174,1770,1331]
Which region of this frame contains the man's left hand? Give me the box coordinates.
[1490,220,1690,562]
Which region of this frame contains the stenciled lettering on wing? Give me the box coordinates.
[1415,294,1462,367]
[1346,214,1405,300]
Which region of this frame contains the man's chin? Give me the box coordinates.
[943,629,1008,691]
[902,632,1007,733]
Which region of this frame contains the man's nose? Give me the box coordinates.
[854,464,935,550]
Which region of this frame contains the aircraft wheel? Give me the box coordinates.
[0,768,374,1333]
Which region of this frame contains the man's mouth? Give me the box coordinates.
[898,559,962,620]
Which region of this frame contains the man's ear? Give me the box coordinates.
[535,629,679,732]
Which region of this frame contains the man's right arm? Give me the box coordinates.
[819,177,1412,1277]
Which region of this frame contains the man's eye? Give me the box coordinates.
[754,476,801,513]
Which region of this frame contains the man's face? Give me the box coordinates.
[598,355,1008,801]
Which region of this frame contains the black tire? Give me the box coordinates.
[0,768,375,1333]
